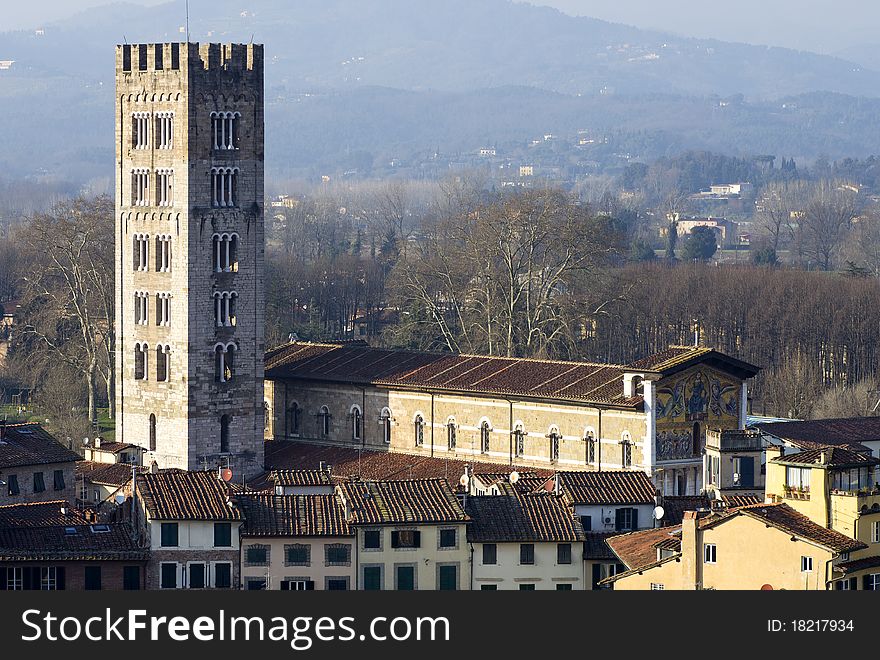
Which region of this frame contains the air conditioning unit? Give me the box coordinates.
[604,517,612,525]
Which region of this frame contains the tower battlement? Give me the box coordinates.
[116,42,263,75]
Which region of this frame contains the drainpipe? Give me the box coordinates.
[469,542,474,591]
[430,392,435,457]
[597,409,603,471]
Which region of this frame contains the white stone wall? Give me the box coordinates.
[115,43,265,478]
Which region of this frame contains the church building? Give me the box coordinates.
[264,343,760,496]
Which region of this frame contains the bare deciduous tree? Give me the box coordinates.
[16,196,114,424]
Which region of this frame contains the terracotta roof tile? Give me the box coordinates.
[0,500,87,527]
[137,470,243,521]
[339,479,469,525]
[239,494,351,537]
[266,343,639,407]
[77,461,146,487]
[772,446,879,468]
[606,526,683,570]
[556,470,658,505]
[0,522,147,561]
[660,495,710,525]
[719,503,867,554]
[0,423,81,469]
[87,441,140,454]
[465,493,585,543]
[268,469,333,487]
[266,342,759,407]
[583,531,619,560]
[834,555,880,574]
[263,440,550,485]
[756,417,880,449]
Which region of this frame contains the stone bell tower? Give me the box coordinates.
[115,43,265,478]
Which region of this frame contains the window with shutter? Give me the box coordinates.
[438,565,457,590]
[363,566,382,590]
[160,523,179,547]
[84,566,101,591]
[123,566,141,590]
[520,544,535,565]
[214,563,232,589]
[285,544,311,566]
[188,563,206,589]
[483,544,497,565]
[557,543,572,564]
[160,563,178,589]
[396,565,415,590]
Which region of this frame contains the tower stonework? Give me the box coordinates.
[115,43,265,478]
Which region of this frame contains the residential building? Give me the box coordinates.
[755,416,880,458]
[134,469,243,590]
[605,503,866,590]
[264,343,760,496]
[83,438,145,465]
[115,43,266,479]
[466,492,585,590]
[337,479,470,590]
[0,501,148,590]
[764,445,880,586]
[703,428,765,499]
[237,493,354,590]
[76,461,146,516]
[252,469,335,495]
[553,470,659,533]
[0,422,80,506]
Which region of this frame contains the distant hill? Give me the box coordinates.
[2,0,880,181]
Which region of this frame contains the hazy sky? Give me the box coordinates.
[0,0,875,55]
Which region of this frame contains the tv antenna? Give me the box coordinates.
[185,0,190,42]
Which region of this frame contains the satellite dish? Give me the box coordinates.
[220,468,233,482]
[653,506,665,520]
[509,471,520,484]
[761,584,774,591]
[459,473,470,487]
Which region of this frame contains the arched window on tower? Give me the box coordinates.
[134,343,147,380]
[220,415,230,454]
[214,343,236,383]
[149,414,157,451]
[156,345,170,382]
